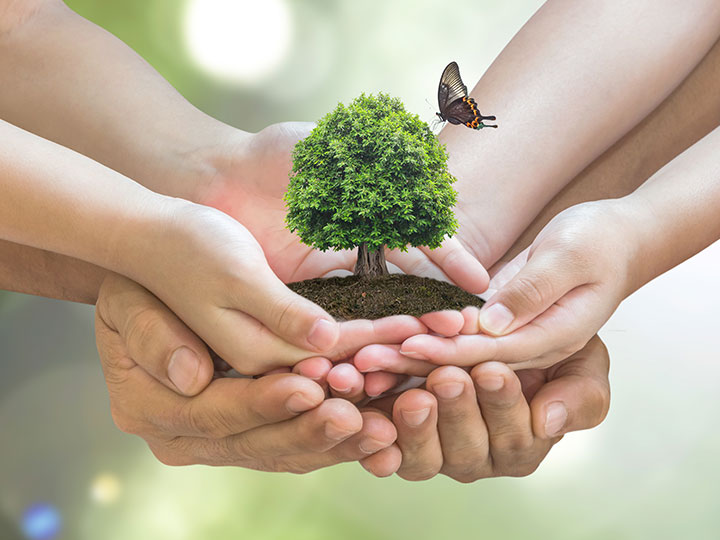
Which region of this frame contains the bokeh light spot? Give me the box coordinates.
[90,473,122,505]
[183,0,292,83]
[21,503,61,540]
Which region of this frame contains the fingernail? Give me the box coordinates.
[285,392,318,414]
[325,421,356,441]
[400,407,431,427]
[479,303,514,335]
[433,382,464,400]
[478,375,504,392]
[168,347,200,394]
[331,385,352,395]
[544,401,568,437]
[307,318,337,350]
[399,350,428,361]
[359,437,388,454]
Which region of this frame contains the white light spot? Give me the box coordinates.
[90,473,122,505]
[183,0,292,83]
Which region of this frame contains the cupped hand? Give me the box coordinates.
[396,200,635,370]
[367,336,610,482]
[94,273,402,476]
[173,121,486,379]
[201,122,490,293]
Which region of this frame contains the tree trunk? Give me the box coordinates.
[354,243,389,278]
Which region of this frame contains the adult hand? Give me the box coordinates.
[94,273,401,475]
[369,336,610,482]
[201,122,490,294]
[185,121,484,385]
[116,196,428,376]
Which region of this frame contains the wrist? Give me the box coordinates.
[163,126,253,206]
[606,195,660,297]
[106,191,191,282]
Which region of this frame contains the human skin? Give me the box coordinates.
[345,35,720,479]
[378,337,610,482]
[95,272,611,479]
[95,273,402,476]
[0,0,712,476]
[396,86,720,372]
[4,0,720,298]
[1,120,434,380]
[340,34,720,390]
[441,0,720,268]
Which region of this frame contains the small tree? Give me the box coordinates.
[285,93,458,277]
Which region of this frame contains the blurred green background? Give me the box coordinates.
[2,1,720,538]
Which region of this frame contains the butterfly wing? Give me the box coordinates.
[443,99,476,125]
[437,62,498,129]
[437,61,469,115]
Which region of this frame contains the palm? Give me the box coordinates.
[207,122,355,283]
[202,121,487,295]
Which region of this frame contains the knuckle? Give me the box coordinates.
[443,451,482,474]
[275,457,316,475]
[110,406,143,435]
[445,468,484,484]
[398,464,441,482]
[125,307,165,357]
[562,241,591,269]
[510,275,553,311]
[150,446,193,467]
[273,295,303,335]
[230,434,262,461]
[586,382,611,429]
[506,459,542,478]
[490,430,535,454]
[181,401,234,439]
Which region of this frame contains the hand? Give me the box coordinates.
[293,311,468,403]
[396,200,635,370]
[115,192,430,376]
[95,273,402,475]
[369,336,610,482]
[170,121,486,381]
[200,121,490,293]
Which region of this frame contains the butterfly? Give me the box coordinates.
[437,61,497,130]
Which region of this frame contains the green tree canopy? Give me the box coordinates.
[285,93,458,272]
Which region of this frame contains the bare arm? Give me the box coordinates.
[443,0,720,266]
[0,0,240,199]
[502,34,720,263]
[0,240,104,303]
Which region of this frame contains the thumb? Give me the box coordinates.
[96,274,214,396]
[529,336,610,439]
[241,269,340,353]
[477,248,582,336]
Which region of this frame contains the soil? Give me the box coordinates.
[288,274,485,320]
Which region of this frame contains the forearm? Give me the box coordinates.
[622,125,720,294]
[0,119,170,273]
[501,35,720,263]
[0,240,104,303]
[444,0,720,266]
[0,0,241,200]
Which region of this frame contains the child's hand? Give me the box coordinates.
[114,204,429,376]
[95,273,401,475]
[200,122,489,294]
[396,200,637,370]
